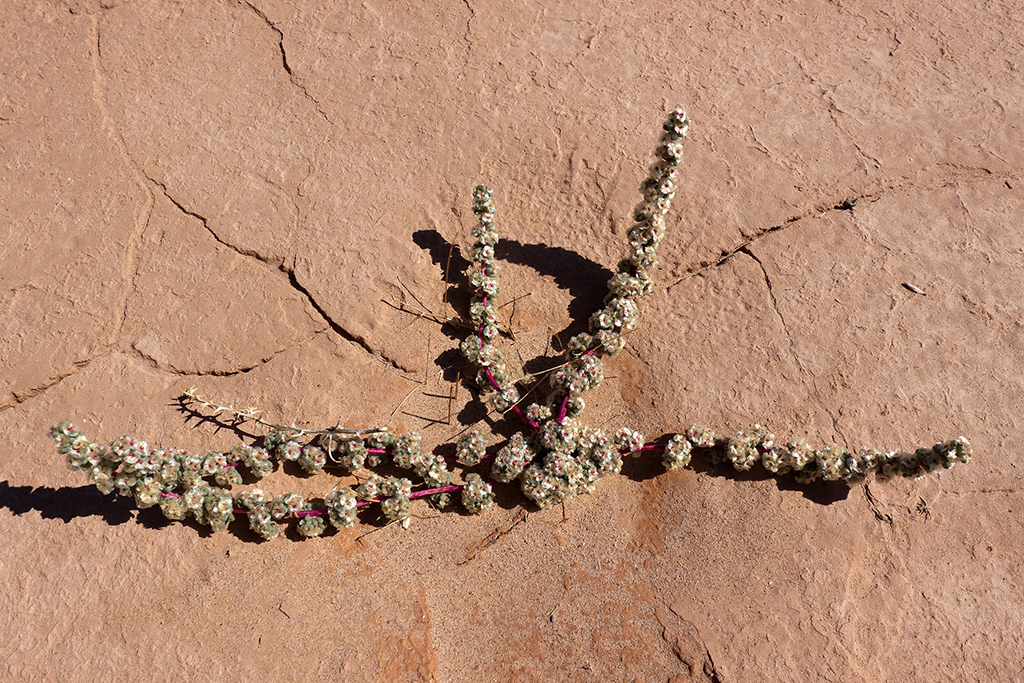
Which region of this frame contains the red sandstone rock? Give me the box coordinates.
[2,2,1021,681]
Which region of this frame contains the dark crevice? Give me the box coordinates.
[704,650,725,683]
[0,356,104,412]
[670,214,794,286]
[738,245,808,377]
[739,246,789,337]
[823,406,849,449]
[150,178,280,266]
[282,264,414,374]
[672,168,1020,287]
[864,482,894,526]
[151,179,412,374]
[129,329,328,378]
[241,1,331,123]
[461,0,475,45]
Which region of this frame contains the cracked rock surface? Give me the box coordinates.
[2,1,1022,681]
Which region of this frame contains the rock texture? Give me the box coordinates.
[2,1,1022,681]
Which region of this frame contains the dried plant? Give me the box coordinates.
[49,110,971,540]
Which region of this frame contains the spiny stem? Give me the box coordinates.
[182,388,384,436]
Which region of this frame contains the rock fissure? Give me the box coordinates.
[1,356,106,412]
[3,14,164,413]
[241,1,331,123]
[680,168,1020,284]
[149,181,412,375]
[281,265,414,374]
[739,246,808,377]
[148,179,277,266]
[130,329,327,378]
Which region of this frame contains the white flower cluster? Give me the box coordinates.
[459,185,520,413]
[455,111,692,511]
[518,427,621,508]
[50,420,239,529]
[456,430,487,466]
[324,485,359,529]
[663,435,693,470]
[379,477,413,521]
[490,432,534,483]
[877,439,973,481]
[667,423,972,485]
[49,418,461,539]
[460,473,494,514]
[584,108,689,345]
[313,430,452,489]
[614,427,646,455]
[234,489,276,540]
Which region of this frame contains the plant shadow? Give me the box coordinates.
[411,229,613,352]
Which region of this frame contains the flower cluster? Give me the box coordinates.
[584,108,690,358]
[461,473,495,514]
[49,109,973,540]
[672,424,972,484]
[49,418,463,538]
[455,110,691,509]
[456,430,487,466]
[517,427,622,508]
[459,185,522,414]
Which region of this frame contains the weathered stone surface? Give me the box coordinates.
[2,1,1022,681]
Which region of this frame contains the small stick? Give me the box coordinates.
[507,296,519,342]
[425,335,431,387]
[391,384,421,416]
[181,388,383,435]
[500,378,543,417]
[397,275,434,316]
[442,241,455,309]
[499,292,532,309]
[383,296,471,330]
[500,292,532,340]
[447,371,460,425]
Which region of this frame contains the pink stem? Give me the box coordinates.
[477,292,540,431]
[618,443,664,455]
[556,394,569,424]
[216,483,469,517]
[351,483,465,509]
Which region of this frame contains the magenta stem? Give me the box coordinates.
[481,365,502,392]
[510,404,539,430]
[556,394,569,424]
[354,483,464,508]
[617,442,665,455]
[413,484,464,498]
[214,483,469,517]
[477,293,540,431]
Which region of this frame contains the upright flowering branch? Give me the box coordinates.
[48,109,972,540]
[552,109,691,426]
[456,110,693,508]
[458,185,535,427]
